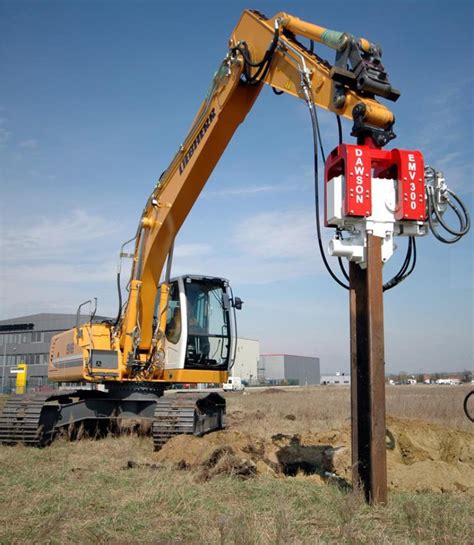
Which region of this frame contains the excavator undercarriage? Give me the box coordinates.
[0,387,226,450]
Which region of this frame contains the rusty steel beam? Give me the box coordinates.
[349,234,387,504]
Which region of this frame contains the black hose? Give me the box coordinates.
[383,237,417,291]
[336,115,343,146]
[425,167,470,243]
[228,286,238,372]
[431,194,464,237]
[448,189,471,231]
[114,272,122,327]
[307,98,349,290]
[431,189,470,237]
[428,197,462,244]
[464,390,474,422]
[231,26,280,86]
[338,257,350,282]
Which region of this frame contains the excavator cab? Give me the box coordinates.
[163,275,238,373]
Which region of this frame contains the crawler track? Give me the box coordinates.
[0,390,226,450]
[152,392,225,450]
[152,395,195,450]
[0,393,58,447]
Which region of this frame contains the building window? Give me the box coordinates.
[21,332,32,343]
[43,332,56,343]
[32,332,43,343]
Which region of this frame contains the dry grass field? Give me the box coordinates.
[0,385,473,544]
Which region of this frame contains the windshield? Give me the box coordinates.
[184,279,230,368]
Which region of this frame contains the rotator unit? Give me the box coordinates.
[324,143,470,267]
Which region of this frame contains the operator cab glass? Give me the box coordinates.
[165,282,181,345]
[184,277,230,369]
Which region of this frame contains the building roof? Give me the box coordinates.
[0,313,111,331]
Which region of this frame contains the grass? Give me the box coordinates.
[226,383,474,435]
[1,435,472,544]
[0,385,473,544]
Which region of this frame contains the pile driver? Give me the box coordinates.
[0,10,469,451]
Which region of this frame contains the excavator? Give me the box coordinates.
[0,10,469,449]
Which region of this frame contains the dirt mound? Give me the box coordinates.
[384,417,474,493]
[262,388,287,394]
[385,417,474,465]
[154,431,272,481]
[153,417,474,494]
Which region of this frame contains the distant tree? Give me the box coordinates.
[399,371,408,384]
[416,374,424,384]
[461,369,473,383]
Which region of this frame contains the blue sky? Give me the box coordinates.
[0,0,472,373]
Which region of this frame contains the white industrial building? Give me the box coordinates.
[321,373,351,385]
[260,354,320,386]
[231,337,260,384]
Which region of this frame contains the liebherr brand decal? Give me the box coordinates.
[179,108,216,174]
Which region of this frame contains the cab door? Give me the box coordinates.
[163,280,187,369]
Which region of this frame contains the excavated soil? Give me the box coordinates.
[153,416,474,494]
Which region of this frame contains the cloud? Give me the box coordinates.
[0,127,11,145]
[414,81,473,194]
[1,209,117,262]
[206,185,284,198]
[19,139,38,149]
[0,210,120,318]
[171,208,331,285]
[234,209,320,260]
[174,243,213,258]
[0,206,337,319]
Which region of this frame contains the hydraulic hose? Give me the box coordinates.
[425,167,471,244]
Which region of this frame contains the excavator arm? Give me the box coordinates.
[119,9,399,373]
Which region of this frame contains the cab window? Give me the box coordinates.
[165,282,181,344]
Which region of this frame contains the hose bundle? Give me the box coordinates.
[425,166,471,244]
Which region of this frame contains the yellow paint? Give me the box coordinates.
[164,369,228,384]
[278,12,372,53]
[15,363,27,394]
[359,38,371,53]
[121,278,142,375]
[280,14,329,43]
[142,217,162,229]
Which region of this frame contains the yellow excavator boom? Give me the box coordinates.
[49,9,397,385]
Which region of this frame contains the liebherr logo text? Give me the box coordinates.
[179,108,216,174]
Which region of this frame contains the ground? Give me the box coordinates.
[0,385,473,544]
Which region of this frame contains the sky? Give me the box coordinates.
[0,0,472,374]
